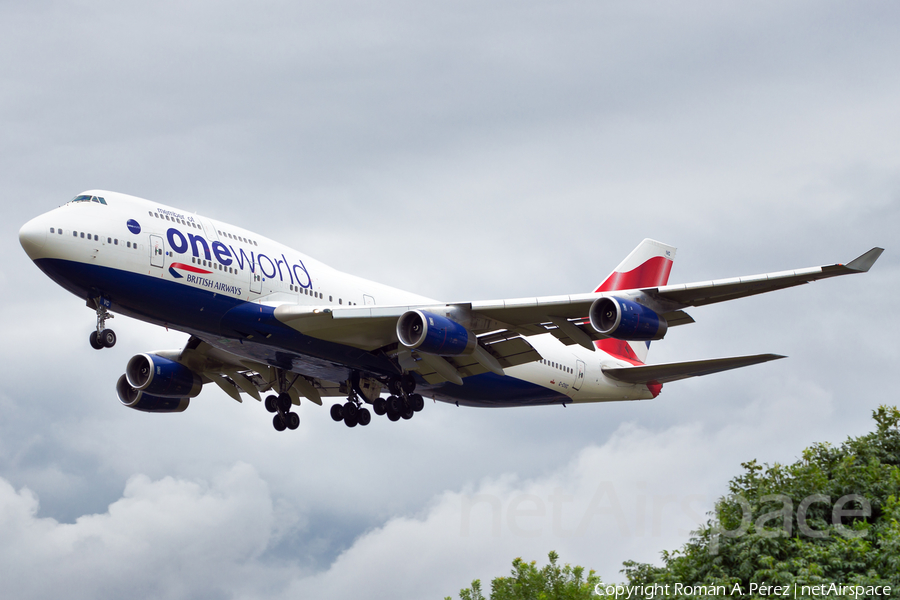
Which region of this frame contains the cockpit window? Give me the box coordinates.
[69,195,107,205]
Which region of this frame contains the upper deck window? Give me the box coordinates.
[69,195,107,205]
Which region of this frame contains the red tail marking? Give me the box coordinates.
[595,338,644,365]
[594,256,673,293]
[647,381,663,398]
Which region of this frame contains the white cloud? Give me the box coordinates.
[0,463,276,600]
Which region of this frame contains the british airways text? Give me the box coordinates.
[185,274,243,296]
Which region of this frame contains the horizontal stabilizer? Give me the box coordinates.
[602,353,785,385]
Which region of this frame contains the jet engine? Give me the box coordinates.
[589,297,668,341]
[116,375,190,413]
[124,353,203,398]
[396,310,476,356]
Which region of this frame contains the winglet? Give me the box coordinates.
[845,247,884,273]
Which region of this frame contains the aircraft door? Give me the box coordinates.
[573,359,586,391]
[363,294,375,306]
[150,235,165,268]
[250,269,262,294]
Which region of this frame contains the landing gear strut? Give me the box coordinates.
[89,298,116,350]
[383,373,424,422]
[329,372,424,428]
[330,371,372,428]
[265,370,301,432]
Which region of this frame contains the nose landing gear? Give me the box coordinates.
[88,298,116,350]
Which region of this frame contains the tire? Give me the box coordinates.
[276,393,292,412]
[357,408,371,426]
[342,401,358,420]
[402,407,414,420]
[387,395,403,413]
[265,395,278,413]
[409,393,424,412]
[387,409,401,422]
[344,412,358,428]
[100,329,116,348]
[273,414,287,431]
[388,378,402,396]
[330,404,344,421]
[373,397,386,416]
[89,331,103,350]
[287,412,300,430]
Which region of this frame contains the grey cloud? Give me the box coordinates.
[2,1,898,598]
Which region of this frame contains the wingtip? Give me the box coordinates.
[846,247,884,273]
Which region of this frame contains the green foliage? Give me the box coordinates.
[622,405,900,597]
[447,551,602,600]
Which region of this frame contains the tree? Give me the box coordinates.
[446,407,900,599]
[446,551,602,600]
[622,406,900,597]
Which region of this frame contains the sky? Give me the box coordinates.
[2,1,899,598]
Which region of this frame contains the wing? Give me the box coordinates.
[274,247,882,343]
[271,247,881,383]
[649,247,884,307]
[163,336,341,405]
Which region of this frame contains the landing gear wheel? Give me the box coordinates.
[287,412,300,430]
[357,407,371,426]
[265,395,278,413]
[100,329,116,348]
[373,397,386,416]
[388,378,403,396]
[387,409,401,422]
[273,414,287,431]
[330,404,344,421]
[342,401,358,420]
[89,331,103,350]
[387,395,403,413]
[402,407,414,420]
[344,412,358,428]
[401,373,416,394]
[409,393,424,412]
[276,393,292,412]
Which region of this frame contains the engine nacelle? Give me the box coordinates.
[117,375,190,413]
[125,353,203,398]
[396,310,476,356]
[589,297,668,341]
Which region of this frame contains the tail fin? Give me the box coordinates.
[594,239,677,364]
[594,238,676,293]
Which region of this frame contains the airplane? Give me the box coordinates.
[18,190,883,432]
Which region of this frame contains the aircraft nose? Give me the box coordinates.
[19,216,48,259]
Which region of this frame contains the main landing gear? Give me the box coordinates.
[264,370,301,432]
[89,300,116,350]
[265,392,300,431]
[330,372,424,428]
[329,373,373,429]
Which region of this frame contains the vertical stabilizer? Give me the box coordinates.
[594,239,676,364]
